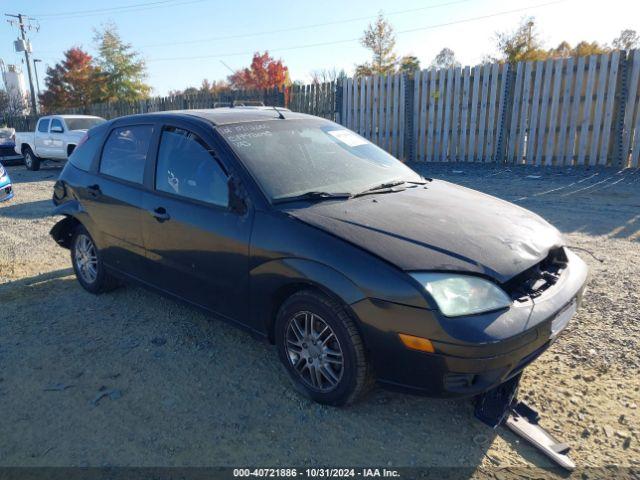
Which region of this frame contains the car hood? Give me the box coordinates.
[285,180,564,283]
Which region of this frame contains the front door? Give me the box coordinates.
[141,125,253,323]
[49,118,67,159]
[83,123,155,279]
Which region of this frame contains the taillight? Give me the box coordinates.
[76,132,89,149]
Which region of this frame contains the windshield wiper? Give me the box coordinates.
[272,191,352,204]
[352,179,426,198]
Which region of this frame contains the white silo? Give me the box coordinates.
[0,60,29,114]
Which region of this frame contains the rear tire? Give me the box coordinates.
[275,290,374,406]
[71,225,119,294]
[23,147,41,171]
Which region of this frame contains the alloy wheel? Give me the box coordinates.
[285,311,344,392]
[74,234,98,284]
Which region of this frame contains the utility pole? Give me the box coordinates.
[5,13,39,115]
[33,59,42,98]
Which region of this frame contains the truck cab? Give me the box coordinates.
[16,115,106,171]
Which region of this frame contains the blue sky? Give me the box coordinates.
[1,0,637,95]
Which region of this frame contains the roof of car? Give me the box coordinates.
[146,107,317,126]
[48,114,104,118]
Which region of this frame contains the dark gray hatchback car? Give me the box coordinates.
[50,107,588,405]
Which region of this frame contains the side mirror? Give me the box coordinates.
[227,175,248,215]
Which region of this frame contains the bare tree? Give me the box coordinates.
[612,29,640,51]
[430,48,461,69]
[310,68,343,84]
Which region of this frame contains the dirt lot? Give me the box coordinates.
[0,161,639,477]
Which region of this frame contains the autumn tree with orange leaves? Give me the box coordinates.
[40,48,105,113]
[228,51,291,90]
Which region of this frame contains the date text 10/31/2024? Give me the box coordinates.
[233,468,401,478]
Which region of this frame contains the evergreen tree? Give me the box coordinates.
[93,24,151,102]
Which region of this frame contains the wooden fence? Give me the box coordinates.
[339,49,640,168]
[4,49,640,168]
[341,74,407,159]
[289,82,339,122]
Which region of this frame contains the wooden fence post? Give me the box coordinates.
[403,72,415,162]
[335,79,344,124]
[613,50,632,167]
[495,63,514,163]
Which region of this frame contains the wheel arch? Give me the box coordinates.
[50,201,95,249]
[249,258,367,344]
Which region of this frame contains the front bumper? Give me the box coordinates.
[351,249,588,398]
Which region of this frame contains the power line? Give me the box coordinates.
[146,0,567,63]
[139,0,472,48]
[29,0,209,20]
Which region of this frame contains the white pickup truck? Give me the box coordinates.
[15,115,106,171]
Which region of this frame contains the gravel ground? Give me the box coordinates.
[0,161,639,478]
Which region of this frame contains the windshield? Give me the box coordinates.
[217,119,423,201]
[65,117,106,131]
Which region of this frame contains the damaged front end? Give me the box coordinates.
[474,373,576,470]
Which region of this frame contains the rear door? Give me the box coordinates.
[82,122,156,280]
[141,123,253,323]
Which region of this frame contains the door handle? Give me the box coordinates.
[150,207,170,222]
[87,184,101,197]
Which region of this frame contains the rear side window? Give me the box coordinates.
[99,125,154,184]
[68,132,103,171]
[37,119,50,133]
[155,127,229,207]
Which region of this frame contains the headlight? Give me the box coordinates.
[410,273,512,317]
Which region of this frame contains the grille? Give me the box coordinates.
[504,247,568,301]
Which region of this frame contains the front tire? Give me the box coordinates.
[23,147,41,171]
[71,225,119,294]
[275,290,374,406]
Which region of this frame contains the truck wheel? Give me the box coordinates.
[23,147,41,171]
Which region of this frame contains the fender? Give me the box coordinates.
[249,257,366,340]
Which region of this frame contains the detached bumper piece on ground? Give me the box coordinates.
[474,373,575,471]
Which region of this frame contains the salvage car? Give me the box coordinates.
[50,108,588,406]
[15,115,106,171]
[0,161,13,202]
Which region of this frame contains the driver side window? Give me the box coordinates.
[155,127,229,208]
[50,118,64,133]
